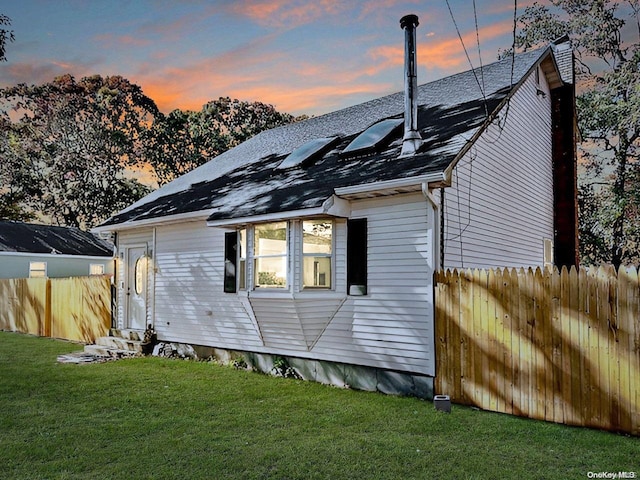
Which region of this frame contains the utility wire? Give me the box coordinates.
[473,0,487,116]
[445,0,488,116]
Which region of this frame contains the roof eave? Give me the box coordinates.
[206,195,351,228]
[92,210,213,233]
[334,171,447,199]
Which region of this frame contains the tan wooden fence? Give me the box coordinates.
[435,266,640,435]
[0,276,111,343]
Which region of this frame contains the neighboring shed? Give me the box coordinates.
[95,17,577,398]
[0,221,114,279]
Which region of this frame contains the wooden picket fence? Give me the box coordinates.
[435,266,640,435]
[0,276,111,343]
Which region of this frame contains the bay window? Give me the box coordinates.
[224,219,344,293]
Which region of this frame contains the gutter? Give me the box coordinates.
[91,210,213,234]
[206,195,351,228]
[334,171,447,198]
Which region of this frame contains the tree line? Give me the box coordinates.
[0,74,298,229]
[511,0,640,267]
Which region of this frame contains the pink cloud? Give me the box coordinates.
[94,33,152,47]
[227,82,393,114]
[367,19,515,73]
[228,0,350,28]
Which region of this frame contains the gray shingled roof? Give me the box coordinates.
[0,221,113,256]
[101,45,561,229]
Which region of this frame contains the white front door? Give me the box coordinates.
[126,246,148,331]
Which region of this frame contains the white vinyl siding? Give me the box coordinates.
[314,193,435,376]
[442,70,554,269]
[153,222,263,349]
[125,193,434,377]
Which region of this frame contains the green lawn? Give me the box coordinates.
[0,331,637,480]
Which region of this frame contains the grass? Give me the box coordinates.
[0,331,637,480]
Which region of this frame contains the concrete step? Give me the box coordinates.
[95,335,143,353]
[109,328,143,341]
[83,344,139,359]
[80,328,147,360]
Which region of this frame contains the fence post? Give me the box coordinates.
[43,278,52,338]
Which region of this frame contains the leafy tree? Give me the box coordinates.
[512,0,640,267]
[0,74,159,228]
[146,97,298,186]
[0,14,14,62]
[0,115,36,221]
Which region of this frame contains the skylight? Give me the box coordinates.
[277,136,340,170]
[341,118,404,156]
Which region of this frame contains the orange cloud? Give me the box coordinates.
[228,82,394,114]
[228,0,350,28]
[368,19,516,73]
[122,12,518,118]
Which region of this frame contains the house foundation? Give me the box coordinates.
[154,342,434,400]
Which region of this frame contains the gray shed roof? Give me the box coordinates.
[0,221,113,256]
[101,44,562,229]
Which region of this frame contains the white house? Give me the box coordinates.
[95,16,577,398]
[0,221,114,279]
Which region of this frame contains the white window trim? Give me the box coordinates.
[238,228,247,291]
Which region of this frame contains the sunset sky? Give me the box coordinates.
[1,1,531,117]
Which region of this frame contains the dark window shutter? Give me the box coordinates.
[224,232,237,293]
[347,218,367,295]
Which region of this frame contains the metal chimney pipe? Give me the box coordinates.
[400,14,423,157]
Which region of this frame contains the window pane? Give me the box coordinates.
[239,229,247,259]
[342,118,403,156]
[255,222,287,256]
[303,220,332,254]
[239,259,246,290]
[90,264,105,275]
[277,136,339,170]
[303,220,332,289]
[255,257,287,287]
[135,256,146,295]
[29,262,47,278]
[303,256,331,288]
[254,222,287,288]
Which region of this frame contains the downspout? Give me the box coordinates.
[421,182,440,271]
[440,187,445,268]
[151,227,157,329]
[111,232,118,329]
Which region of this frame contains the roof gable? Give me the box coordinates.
[0,221,113,256]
